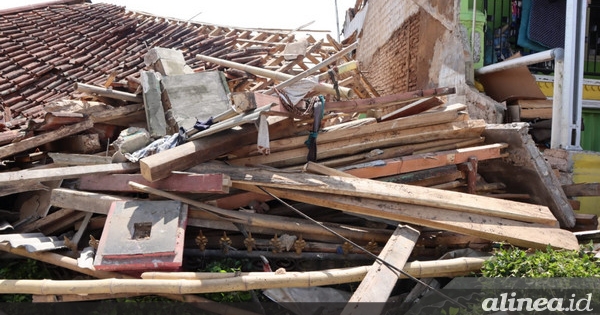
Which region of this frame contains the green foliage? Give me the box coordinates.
[481,244,600,278]
[204,258,245,273]
[199,258,254,302]
[0,258,52,280]
[0,259,53,303]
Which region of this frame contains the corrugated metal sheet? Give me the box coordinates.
[0,233,65,252]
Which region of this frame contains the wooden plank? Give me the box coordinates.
[514,99,553,108]
[140,118,301,182]
[50,188,132,215]
[562,183,600,197]
[233,184,578,250]
[228,103,466,158]
[0,120,94,159]
[228,119,486,168]
[16,208,77,233]
[186,105,273,142]
[89,103,145,125]
[210,191,273,210]
[520,108,552,119]
[189,163,558,226]
[299,137,484,170]
[40,211,87,236]
[128,181,392,244]
[78,173,231,194]
[378,97,444,121]
[479,123,576,228]
[303,161,357,178]
[0,182,49,198]
[341,143,508,179]
[380,166,465,187]
[324,87,456,113]
[342,225,419,315]
[0,163,139,186]
[48,153,113,166]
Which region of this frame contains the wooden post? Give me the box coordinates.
[342,225,420,315]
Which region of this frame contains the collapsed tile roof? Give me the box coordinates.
[0,0,365,133]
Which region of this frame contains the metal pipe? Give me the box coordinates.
[474,48,564,76]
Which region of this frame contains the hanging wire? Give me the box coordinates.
[256,185,467,309]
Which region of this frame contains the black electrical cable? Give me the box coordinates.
[256,185,467,309]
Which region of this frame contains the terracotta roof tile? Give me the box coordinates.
[0,1,357,137]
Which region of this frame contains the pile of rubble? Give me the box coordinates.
[0,1,594,312]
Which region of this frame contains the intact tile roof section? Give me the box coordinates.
[0,2,296,125]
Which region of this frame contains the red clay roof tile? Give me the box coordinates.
[0,1,333,135]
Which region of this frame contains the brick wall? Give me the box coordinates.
[355,0,504,122]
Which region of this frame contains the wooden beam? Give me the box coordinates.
[233,184,578,250]
[189,164,557,226]
[300,137,484,169]
[47,153,113,166]
[341,143,508,179]
[15,208,77,233]
[228,103,466,158]
[342,225,420,315]
[562,183,600,197]
[228,119,486,168]
[140,118,301,182]
[479,123,576,228]
[378,97,444,121]
[89,104,144,124]
[324,87,455,113]
[128,181,391,244]
[0,163,139,186]
[0,120,94,159]
[50,188,132,215]
[78,173,231,194]
[40,211,87,236]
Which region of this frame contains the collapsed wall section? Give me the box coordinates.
[355,0,504,123]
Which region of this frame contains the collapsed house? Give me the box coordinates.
[0,0,597,313]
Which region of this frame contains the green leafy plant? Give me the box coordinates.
[0,259,53,303]
[481,244,600,278]
[200,258,254,303]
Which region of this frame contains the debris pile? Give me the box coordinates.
[0,1,592,312]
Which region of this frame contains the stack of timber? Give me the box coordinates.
[0,38,584,308]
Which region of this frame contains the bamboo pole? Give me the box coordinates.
[0,243,259,315]
[0,257,489,295]
[196,54,353,98]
